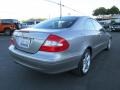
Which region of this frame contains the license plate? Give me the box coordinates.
[18,37,31,48]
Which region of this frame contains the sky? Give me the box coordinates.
[0,0,120,20]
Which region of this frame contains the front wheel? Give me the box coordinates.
[72,49,91,76]
[4,29,11,36]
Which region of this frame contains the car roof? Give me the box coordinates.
[57,16,91,19]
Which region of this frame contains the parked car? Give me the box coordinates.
[109,23,120,31]
[99,22,109,28]
[0,19,20,35]
[20,23,28,29]
[23,21,40,28]
[98,21,111,32]
[9,16,112,76]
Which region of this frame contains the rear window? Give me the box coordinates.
[33,16,78,29]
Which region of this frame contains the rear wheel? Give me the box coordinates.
[72,49,91,76]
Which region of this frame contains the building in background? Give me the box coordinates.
[21,18,46,28]
[111,14,120,23]
[96,14,120,24]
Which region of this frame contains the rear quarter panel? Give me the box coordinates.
[52,29,107,60]
[52,30,95,59]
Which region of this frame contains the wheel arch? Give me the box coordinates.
[86,46,92,57]
[4,27,11,32]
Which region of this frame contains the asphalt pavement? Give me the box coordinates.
[0,32,120,90]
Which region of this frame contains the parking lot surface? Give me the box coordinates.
[0,32,120,90]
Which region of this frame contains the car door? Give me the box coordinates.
[80,18,102,55]
[92,19,108,52]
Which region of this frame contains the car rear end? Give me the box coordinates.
[9,16,84,73]
[9,28,82,73]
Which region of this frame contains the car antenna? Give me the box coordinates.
[44,0,83,18]
[59,0,62,20]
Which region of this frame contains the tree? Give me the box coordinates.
[107,6,120,15]
[93,6,120,16]
[93,7,107,16]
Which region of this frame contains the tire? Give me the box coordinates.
[105,39,111,50]
[72,49,91,76]
[4,29,11,36]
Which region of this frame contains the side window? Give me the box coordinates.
[92,19,102,31]
[83,19,95,30]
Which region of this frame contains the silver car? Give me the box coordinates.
[9,16,112,76]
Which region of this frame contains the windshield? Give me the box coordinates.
[1,19,18,23]
[33,16,78,29]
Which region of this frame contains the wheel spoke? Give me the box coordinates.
[82,53,91,73]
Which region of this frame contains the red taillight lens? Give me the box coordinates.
[9,38,15,45]
[39,35,69,52]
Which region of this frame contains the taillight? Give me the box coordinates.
[9,38,15,45]
[39,35,69,52]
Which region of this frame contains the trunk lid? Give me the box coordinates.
[13,29,50,53]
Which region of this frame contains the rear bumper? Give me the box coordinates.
[9,45,81,74]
